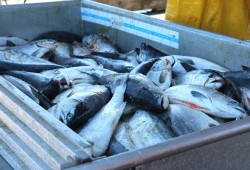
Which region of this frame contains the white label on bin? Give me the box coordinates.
[81,7,179,49]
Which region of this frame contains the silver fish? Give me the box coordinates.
[47,104,61,120]
[15,39,57,58]
[51,55,98,68]
[130,59,157,75]
[107,118,136,156]
[0,50,49,63]
[241,87,250,112]
[163,55,229,76]
[173,69,225,90]
[82,34,120,54]
[136,43,166,63]
[72,41,91,58]
[0,50,63,72]
[146,57,172,90]
[4,75,53,110]
[78,75,128,157]
[41,66,98,85]
[98,73,169,112]
[3,75,40,104]
[219,78,241,103]
[3,70,70,100]
[128,110,174,149]
[54,42,73,58]
[219,71,250,89]
[0,36,28,46]
[123,49,139,66]
[91,55,135,73]
[122,103,138,116]
[52,83,99,104]
[162,104,220,136]
[49,85,111,130]
[43,65,117,82]
[165,85,246,119]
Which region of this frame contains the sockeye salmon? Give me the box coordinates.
[166,85,246,119]
[49,84,111,130]
[160,104,220,136]
[78,75,128,157]
[98,73,169,112]
[128,110,174,149]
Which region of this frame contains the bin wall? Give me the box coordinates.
[81,0,250,71]
[0,1,250,169]
[0,0,82,40]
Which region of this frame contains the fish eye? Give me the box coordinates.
[67,113,74,121]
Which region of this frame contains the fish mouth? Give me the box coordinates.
[161,95,169,111]
[204,77,225,89]
[159,70,169,83]
[58,74,72,88]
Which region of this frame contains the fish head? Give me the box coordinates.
[147,58,172,89]
[60,98,86,127]
[161,93,169,111]
[82,34,102,47]
[240,87,250,111]
[162,56,175,66]
[203,70,225,90]
[55,73,72,89]
[136,43,151,63]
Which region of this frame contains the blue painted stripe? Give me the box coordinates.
[82,12,111,22]
[123,23,179,43]
[81,12,178,43]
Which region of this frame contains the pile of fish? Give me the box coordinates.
[0,31,249,158]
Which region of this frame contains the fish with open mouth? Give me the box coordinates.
[146,57,172,90]
[163,55,229,76]
[173,69,225,90]
[78,75,128,157]
[165,85,246,119]
[132,57,172,90]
